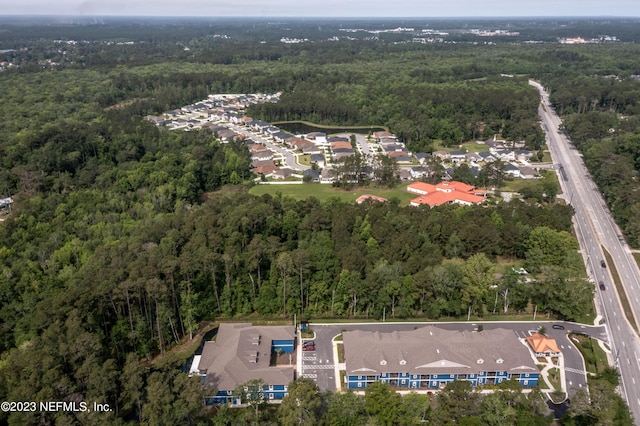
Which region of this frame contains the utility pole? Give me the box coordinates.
[533,304,538,321]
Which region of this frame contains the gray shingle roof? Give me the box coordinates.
[200,323,295,391]
[343,326,537,376]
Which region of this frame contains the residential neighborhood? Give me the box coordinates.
[146,94,545,190]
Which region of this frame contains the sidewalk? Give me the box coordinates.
[333,338,345,391]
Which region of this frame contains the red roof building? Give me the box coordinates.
[407,180,486,207]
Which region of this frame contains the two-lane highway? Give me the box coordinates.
[530,80,640,421]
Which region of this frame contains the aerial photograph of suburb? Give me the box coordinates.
[1,0,640,424]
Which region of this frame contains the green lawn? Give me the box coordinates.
[249,183,418,205]
[571,333,610,375]
[460,141,491,152]
[297,154,311,166]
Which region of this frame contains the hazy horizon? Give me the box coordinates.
[2,0,639,18]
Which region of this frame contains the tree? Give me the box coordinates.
[121,353,144,421]
[278,378,323,426]
[525,226,578,268]
[433,380,480,424]
[461,253,495,317]
[452,163,477,185]
[397,392,430,426]
[292,248,310,313]
[141,371,176,425]
[324,391,367,426]
[277,252,294,316]
[484,159,507,187]
[365,382,401,426]
[372,155,400,187]
[233,379,267,421]
[480,392,516,426]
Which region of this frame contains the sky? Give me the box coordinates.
[1,0,639,18]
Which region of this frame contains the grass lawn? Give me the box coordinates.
[498,179,535,193]
[603,247,638,334]
[547,367,561,390]
[571,333,609,375]
[460,141,490,152]
[297,154,311,167]
[249,182,418,205]
[499,170,560,194]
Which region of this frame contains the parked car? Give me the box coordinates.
[552,324,565,330]
[599,281,606,291]
[600,260,606,268]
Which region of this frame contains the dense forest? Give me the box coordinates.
[1,17,640,424]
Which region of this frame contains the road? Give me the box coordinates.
[227,123,310,172]
[530,80,640,422]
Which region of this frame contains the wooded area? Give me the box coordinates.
[1,17,639,424]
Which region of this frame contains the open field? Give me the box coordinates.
[249,182,418,205]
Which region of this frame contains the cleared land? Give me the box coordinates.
[249,183,418,205]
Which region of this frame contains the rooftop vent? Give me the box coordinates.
[477,358,484,364]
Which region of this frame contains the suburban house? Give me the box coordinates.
[331,141,353,151]
[343,326,540,391]
[378,136,398,146]
[272,131,291,143]
[485,139,508,151]
[465,152,482,163]
[399,169,413,181]
[300,142,322,155]
[525,333,561,357]
[414,152,431,164]
[407,181,486,207]
[519,166,540,180]
[478,151,497,162]
[306,132,327,144]
[198,323,295,405]
[285,138,309,150]
[251,160,279,176]
[432,151,450,161]
[505,163,521,178]
[310,154,326,168]
[249,120,271,133]
[328,136,349,144]
[373,130,395,141]
[251,150,274,162]
[321,168,336,183]
[515,150,534,162]
[303,169,320,182]
[494,149,516,162]
[383,144,407,153]
[272,168,294,180]
[449,150,466,163]
[410,167,428,179]
[387,152,412,164]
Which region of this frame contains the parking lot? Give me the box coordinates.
[297,321,607,395]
